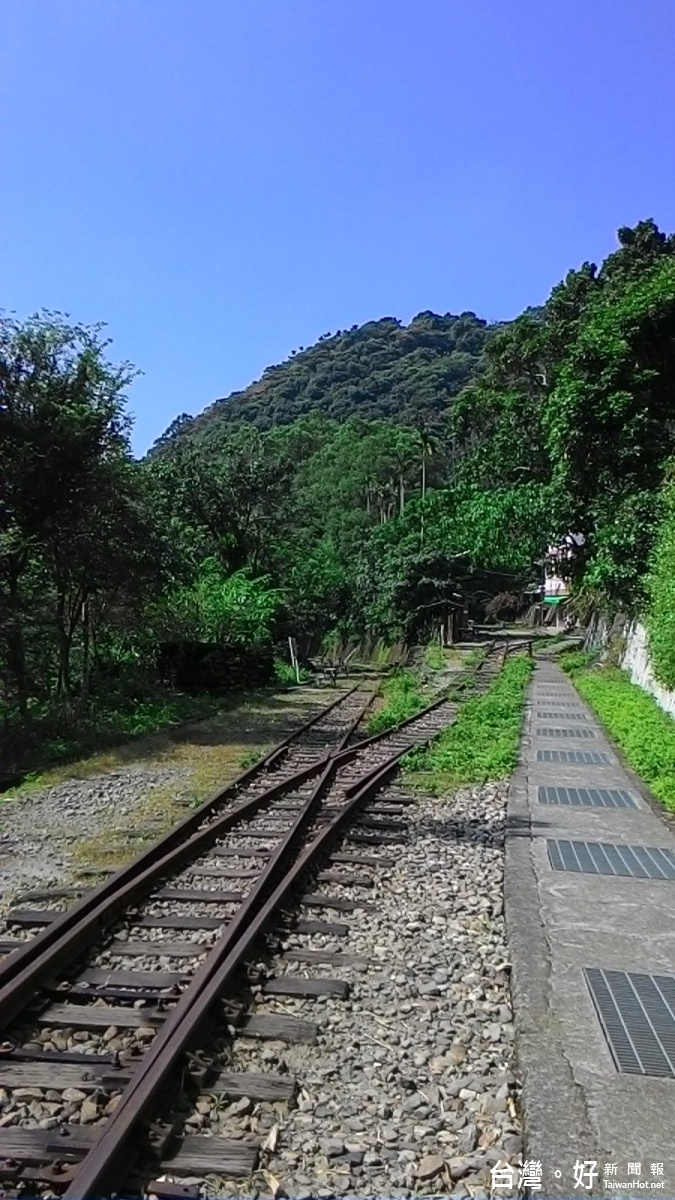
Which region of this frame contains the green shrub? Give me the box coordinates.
[406,655,533,788]
[558,649,599,674]
[367,669,426,734]
[572,667,675,810]
[273,657,312,686]
[423,642,446,670]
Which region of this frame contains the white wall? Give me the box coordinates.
[621,620,675,719]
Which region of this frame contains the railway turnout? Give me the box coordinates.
[0,648,511,1198]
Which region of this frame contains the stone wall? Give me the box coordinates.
[620,619,675,719]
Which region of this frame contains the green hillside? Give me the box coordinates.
[153,310,492,448]
[6,219,675,772]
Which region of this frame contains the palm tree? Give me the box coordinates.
[417,423,438,546]
[419,426,438,500]
[391,428,418,515]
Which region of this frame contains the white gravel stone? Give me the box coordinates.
[173,778,521,1199]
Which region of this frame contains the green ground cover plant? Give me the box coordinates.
[1,690,223,787]
[558,649,599,673]
[367,668,427,735]
[423,642,447,670]
[273,657,313,686]
[567,666,675,811]
[405,655,533,792]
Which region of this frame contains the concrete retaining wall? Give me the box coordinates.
[621,619,675,719]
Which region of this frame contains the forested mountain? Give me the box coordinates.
[152,311,491,449]
[5,219,675,762]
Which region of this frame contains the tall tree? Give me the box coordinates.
[0,311,153,710]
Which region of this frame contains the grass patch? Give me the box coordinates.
[462,648,484,669]
[2,689,225,785]
[367,668,427,735]
[559,649,599,674]
[55,688,327,871]
[567,665,675,811]
[1,686,321,800]
[273,656,313,685]
[405,656,533,794]
[423,642,447,671]
[69,735,258,872]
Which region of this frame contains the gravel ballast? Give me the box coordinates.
[0,766,189,915]
[0,697,520,1198]
[171,779,520,1200]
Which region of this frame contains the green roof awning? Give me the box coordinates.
[543,596,566,605]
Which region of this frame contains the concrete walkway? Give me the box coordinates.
[507,662,675,1198]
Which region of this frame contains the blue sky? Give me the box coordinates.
[3,1,675,454]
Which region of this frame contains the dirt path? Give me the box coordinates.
[0,685,351,915]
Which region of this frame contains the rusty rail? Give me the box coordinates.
[0,643,513,1196]
[0,686,368,1013]
[63,741,417,1198]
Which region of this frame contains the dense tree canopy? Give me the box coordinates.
[452,219,675,603]
[152,311,491,444]
[5,219,675,752]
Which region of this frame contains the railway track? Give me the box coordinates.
[0,645,514,1198]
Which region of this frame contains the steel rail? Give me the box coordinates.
[0,687,371,1025]
[61,676,489,1196]
[1,641,516,1193]
[63,741,416,1199]
[0,759,332,1031]
[0,681,450,1020]
[0,648,499,1008]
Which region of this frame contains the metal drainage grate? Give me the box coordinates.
[538,785,636,807]
[536,710,588,720]
[536,726,596,739]
[584,968,675,1076]
[538,785,637,807]
[548,839,675,877]
[536,749,610,764]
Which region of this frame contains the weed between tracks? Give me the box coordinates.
[366,668,428,734]
[404,656,533,793]
[366,643,480,734]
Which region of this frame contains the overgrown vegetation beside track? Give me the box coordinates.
[644,474,675,690]
[366,641,479,734]
[559,650,599,674]
[562,654,675,811]
[367,668,427,735]
[405,656,533,793]
[3,689,225,779]
[8,218,675,772]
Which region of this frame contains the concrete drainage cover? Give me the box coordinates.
[536,726,596,738]
[538,785,638,808]
[536,749,610,764]
[548,839,675,878]
[584,967,675,1077]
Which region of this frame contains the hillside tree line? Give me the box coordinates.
[3,219,675,747]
